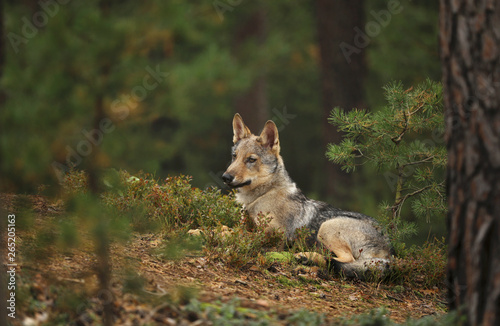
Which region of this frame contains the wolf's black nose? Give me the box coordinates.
[221,173,234,184]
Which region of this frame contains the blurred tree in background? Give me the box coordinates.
[0,0,441,241]
[365,0,440,107]
[316,0,365,204]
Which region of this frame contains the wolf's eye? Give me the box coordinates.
[246,157,257,164]
[232,153,237,160]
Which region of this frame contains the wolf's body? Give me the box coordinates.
[222,114,393,278]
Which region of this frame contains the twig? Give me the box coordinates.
[143,284,168,296]
[391,184,434,219]
[386,294,404,302]
[403,156,435,166]
[235,279,248,286]
[391,109,409,145]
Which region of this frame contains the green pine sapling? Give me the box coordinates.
[327,80,446,246]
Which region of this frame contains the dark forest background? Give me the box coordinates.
[0,0,441,244]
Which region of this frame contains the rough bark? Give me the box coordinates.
[440,1,500,325]
[316,0,365,202]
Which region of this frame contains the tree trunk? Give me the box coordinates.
[316,0,365,203]
[440,1,500,325]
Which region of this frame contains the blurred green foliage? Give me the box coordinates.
[365,0,440,107]
[1,0,439,193]
[1,0,321,193]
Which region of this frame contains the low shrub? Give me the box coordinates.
[63,169,284,267]
[201,212,285,268]
[387,238,447,288]
[63,169,242,232]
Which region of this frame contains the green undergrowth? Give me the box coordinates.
[62,168,447,289]
[339,308,460,326]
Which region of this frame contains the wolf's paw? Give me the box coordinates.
[187,229,203,236]
[188,225,233,237]
[220,225,233,237]
[294,252,327,267]
[293,265,320,276]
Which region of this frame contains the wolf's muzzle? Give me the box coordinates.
[222,173,251,188]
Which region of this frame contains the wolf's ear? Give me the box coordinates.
[233,113,252,144]
[259,120,280,153]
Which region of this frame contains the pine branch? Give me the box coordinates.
[391,109,409,145]
[391,184,433,219]
[402,156,435,167]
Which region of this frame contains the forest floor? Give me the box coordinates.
[2,194,448,325]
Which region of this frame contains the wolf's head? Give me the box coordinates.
[222,113,283,190]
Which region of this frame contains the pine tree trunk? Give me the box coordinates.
[316,0,365,202]
[440,1,500,325]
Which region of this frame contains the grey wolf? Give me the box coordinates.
[222,113,393,278]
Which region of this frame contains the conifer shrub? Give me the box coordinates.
[327,80,448,287]
[327,79,446,250]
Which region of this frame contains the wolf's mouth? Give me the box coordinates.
[227,180,252,188]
